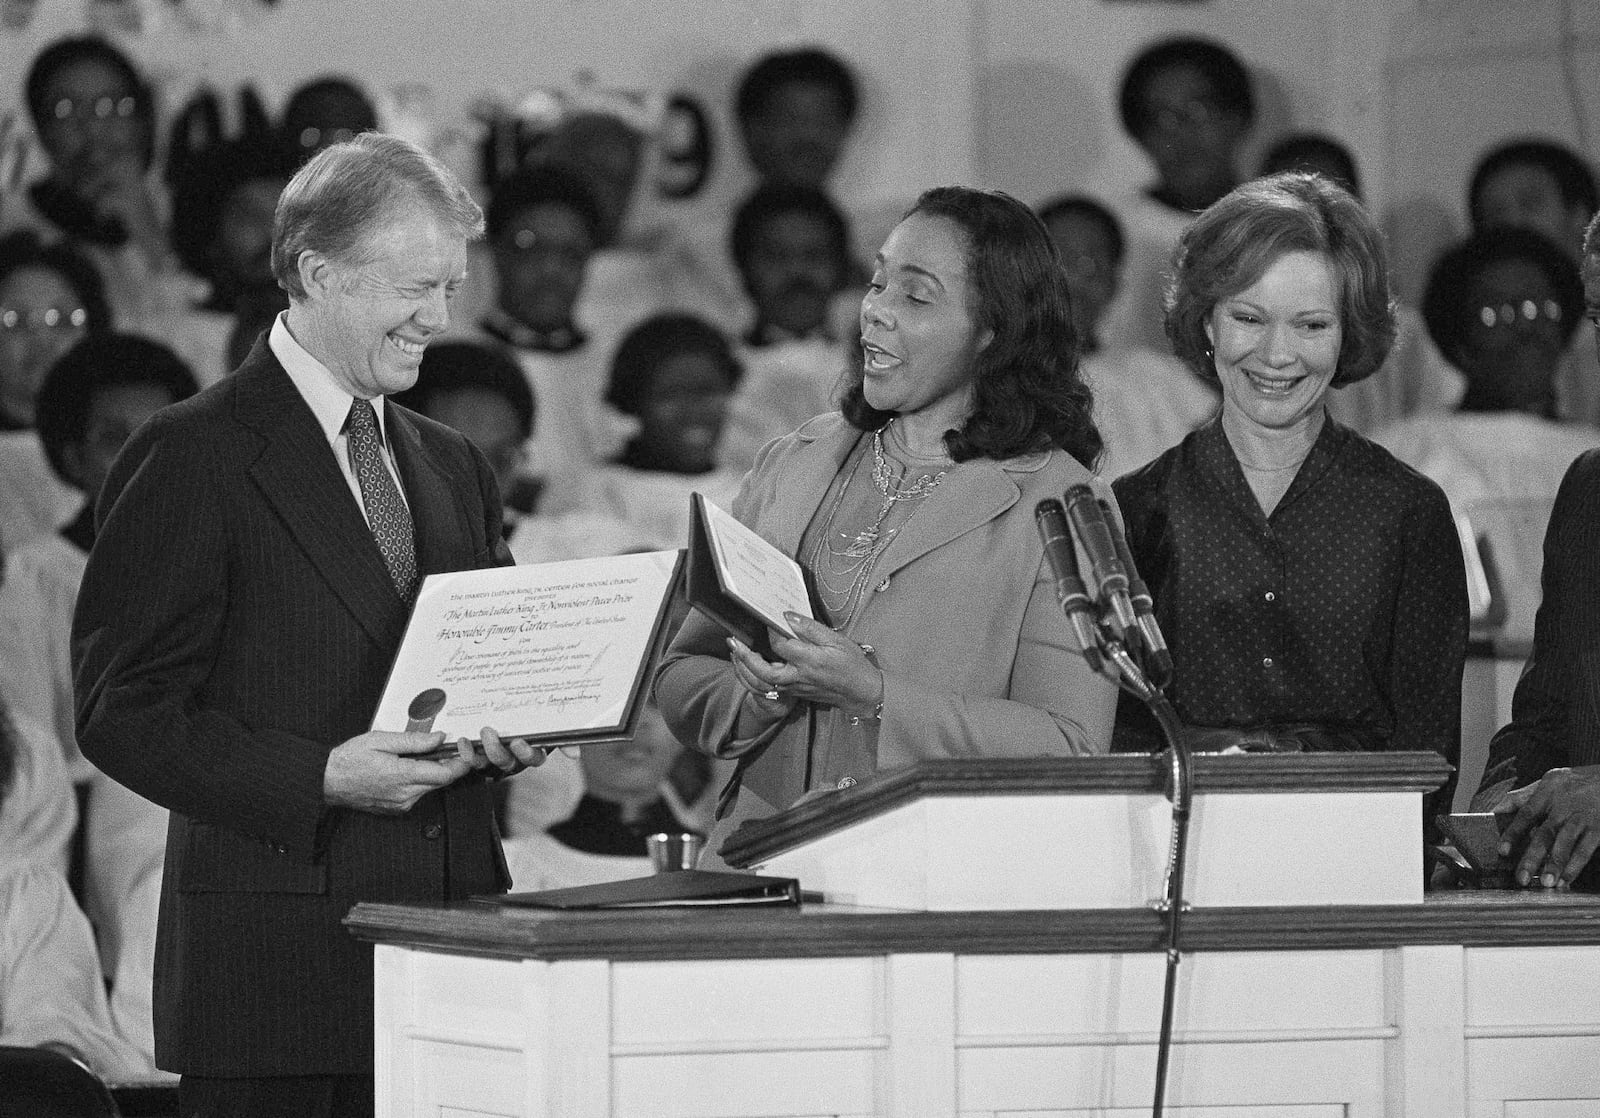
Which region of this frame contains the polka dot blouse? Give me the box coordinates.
[1110,416,1468,767]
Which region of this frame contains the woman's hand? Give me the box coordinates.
[726,612,884,719]
[726,638,795,716]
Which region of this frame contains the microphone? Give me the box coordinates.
[1034,499,1104,672]
[1064,485,1138,636]
[1099,497,1173,687]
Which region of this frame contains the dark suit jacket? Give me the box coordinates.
[1482,448,1600,791]
[72,338,513,1076]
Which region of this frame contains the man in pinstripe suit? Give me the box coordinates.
[1480,210,1600,893]
[73,134,539,1117]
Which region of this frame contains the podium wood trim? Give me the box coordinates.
[346,890,1600,963]
[720,753,1452,869]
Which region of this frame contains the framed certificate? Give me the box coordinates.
[370,549,684,747]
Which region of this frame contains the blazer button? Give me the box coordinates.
[837,776,857,790]
[272,844,287,855]
[875,577,890,592]
[422,822,443,840]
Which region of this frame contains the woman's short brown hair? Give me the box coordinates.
[1164,171,1396,388]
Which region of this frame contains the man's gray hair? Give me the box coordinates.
[272,132,484,300]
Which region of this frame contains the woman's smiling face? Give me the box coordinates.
[1206,249,1343,435]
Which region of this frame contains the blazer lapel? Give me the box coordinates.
[767,421,1030,588]
[234,344,406,649]
[872,455,1023,580]
[761,422,864,556]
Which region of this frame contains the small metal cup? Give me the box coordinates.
[646,832,704,873]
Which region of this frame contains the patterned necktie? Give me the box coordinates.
[346,398,418,600]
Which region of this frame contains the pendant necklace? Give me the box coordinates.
[836,419,947,557]
[813,420,948,624]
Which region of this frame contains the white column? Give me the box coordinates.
[885,953,959,1117]
[522,957,612,1118]
[371,944,410,1118]
[1387,943,1467,1118]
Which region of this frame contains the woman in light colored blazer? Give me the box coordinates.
[655,185,1117,863]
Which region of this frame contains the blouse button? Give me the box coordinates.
[1262,657,1274,669]
[1264,591,1276,602]
[876,578,891,592]
[837,776,858,789]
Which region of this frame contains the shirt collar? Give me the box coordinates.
[1198,412,1349,520]
[269,311,391,446]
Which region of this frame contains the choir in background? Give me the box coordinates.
[1,26,1599,1117]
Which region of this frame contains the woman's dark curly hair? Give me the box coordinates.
[840,185,1102,470]
[1164,171,1396,388]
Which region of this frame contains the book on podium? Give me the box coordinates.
[484,870,803,910]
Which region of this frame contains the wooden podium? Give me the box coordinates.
[348,753,1600,1118]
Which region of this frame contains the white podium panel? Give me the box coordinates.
[749,788,1423,910]
[365,933,1600,1118]
[722,755,1444,910]
[1465,946,1600,1118]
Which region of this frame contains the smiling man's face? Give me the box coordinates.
[305,203,467,398]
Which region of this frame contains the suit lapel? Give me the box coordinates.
[234,343,406,649]
[386,403,474,577]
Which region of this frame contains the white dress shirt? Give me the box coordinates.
[268,312,409,518]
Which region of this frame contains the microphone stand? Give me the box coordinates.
[1101,642,1191,1118]
[1034,495,1191,1115]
